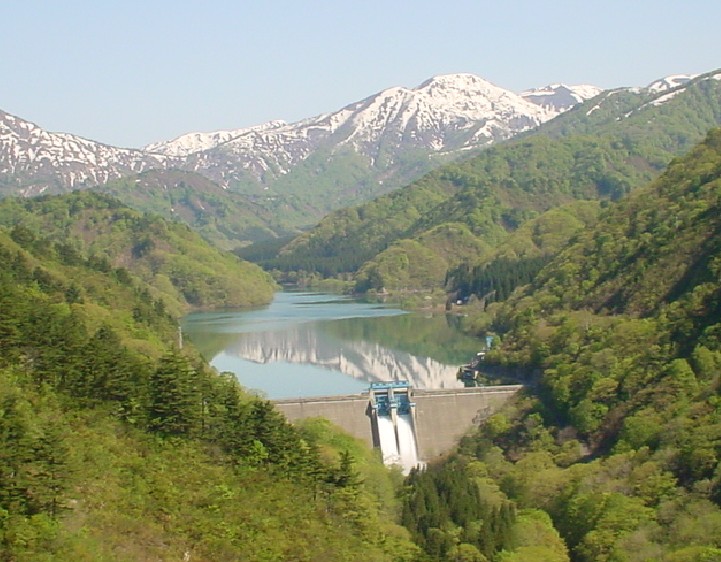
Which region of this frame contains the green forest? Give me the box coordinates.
[0,192,276,316]
[97,170,292,249]
[2,75,721,561]
[0,206,422,560]
[439,128,721,561]
[251,71,721,295]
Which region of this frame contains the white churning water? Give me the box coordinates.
[396,414,420,474]
[377,415,400,465]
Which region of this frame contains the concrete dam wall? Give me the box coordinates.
[274,385,522,463]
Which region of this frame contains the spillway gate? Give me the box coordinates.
[274,383,522,472]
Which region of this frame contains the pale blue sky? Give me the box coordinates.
[2,0,719,148]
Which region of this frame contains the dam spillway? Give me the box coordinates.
[376,414,401,465]
[396,414,420,472]
[368,382,420,473]
[274,384,521,470]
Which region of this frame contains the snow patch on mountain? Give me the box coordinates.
[145,120,287,157]
[632,73,708,113]
[1,72,604,198]
[646,74,698,93]
[521,83,602,112]
[0,110,175,195]
[648,89,685,107]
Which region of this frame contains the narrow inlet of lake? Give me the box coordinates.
[181,292,483,399]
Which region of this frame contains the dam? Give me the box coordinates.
[274,383,521,471]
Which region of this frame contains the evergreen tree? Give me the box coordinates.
[148,353,201,437]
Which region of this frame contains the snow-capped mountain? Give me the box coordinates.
[577,70,721,121]
[0,110,177,196]
[4,68,718,234]
[147,74,599,191]
[0,73,599,209]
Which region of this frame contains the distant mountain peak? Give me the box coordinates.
[418,72,500,90]
[0,72,601,213]
[521,83,602,112]
[143,72,574,192]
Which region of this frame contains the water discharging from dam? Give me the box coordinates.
[275,385,523,468]
[370,381,421,474]
[377,415,401,465]
[396,414,420,472]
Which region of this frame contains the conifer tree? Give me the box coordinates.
[148,353,200,437]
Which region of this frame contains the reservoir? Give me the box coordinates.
[182,292,484,399]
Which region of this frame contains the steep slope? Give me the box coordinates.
[455,128,721,562]
[526,126,721,320]
[1,73,599,230]
[265,70,721,288]
[96,170,291,249]
[0,109,177,195]
[0,191,276,313]
[0,226,418,561]
[492,128,721,441]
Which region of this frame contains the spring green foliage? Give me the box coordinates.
[538,69,721,156]
[98,170,292,249]
[257,176,456,277]
[251,72,721,294]
[444,128,721,560]
[401,459,517,560]
[251,134,645,282]
[0,212,419,560]
[0,191,276,314]
[256,130,657,291]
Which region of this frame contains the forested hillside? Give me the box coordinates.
[0,191,276,315]
[254,71,721,294]
[0,215,424,560]
[97,170,293,249]
[0,186,599,561]
[420,128,721,561]
[4,74,721,561]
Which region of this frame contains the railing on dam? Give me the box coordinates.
[274,384,522,465]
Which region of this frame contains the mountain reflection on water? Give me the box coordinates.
[182,292,483,399]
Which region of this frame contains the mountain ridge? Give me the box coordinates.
[263,69,721,287]
[2,70,708,234]
[0,109,179,196]
[147,73,599,160]
[1,73,600,208]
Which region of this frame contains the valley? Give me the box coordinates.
[2,64,721,561]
